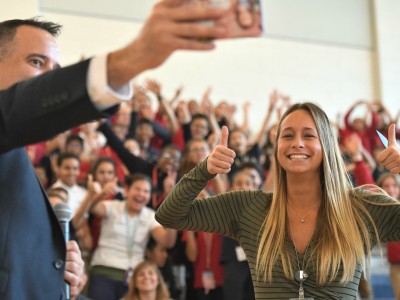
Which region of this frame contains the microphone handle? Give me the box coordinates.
[60,221,70,300]
[60,220,69,242]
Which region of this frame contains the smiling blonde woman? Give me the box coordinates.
[156,102,400,300]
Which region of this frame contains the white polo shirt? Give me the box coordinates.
[90,201,161,271]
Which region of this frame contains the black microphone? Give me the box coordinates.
[53,202,72,300]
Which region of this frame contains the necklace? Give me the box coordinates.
[288,215,314,300]
[288,200,318,223]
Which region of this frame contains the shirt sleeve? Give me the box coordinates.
[361,191,400,243]
[155,159,265,239]
[148,208,162,230]
[87,54,133,110]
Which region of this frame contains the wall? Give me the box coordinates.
[373,0,400,106]
[0,0,37,19]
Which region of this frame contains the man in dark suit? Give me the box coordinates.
[0,1,230,299]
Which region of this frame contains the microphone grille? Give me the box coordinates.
[53,202,72,222]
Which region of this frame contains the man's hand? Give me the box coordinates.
[207,126,235,174]
[377,124,400,174]
[64,241,85,298]
[107,0,229,88]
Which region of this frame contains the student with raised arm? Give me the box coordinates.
[156,102,400,299]
[86,173,176,300]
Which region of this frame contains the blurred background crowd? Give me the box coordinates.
[25,78,400,300]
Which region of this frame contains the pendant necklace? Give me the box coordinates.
[288,200,318,224]
[288,214,314,300]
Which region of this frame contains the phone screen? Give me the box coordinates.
[237,0,262,30]
[188,0,263,38]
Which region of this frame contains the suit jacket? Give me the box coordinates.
[0,60,118,300]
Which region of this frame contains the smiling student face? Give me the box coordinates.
[134,265,159,293]
[125,179,151,214]
[94,162,116,186]
[277,109,323,177]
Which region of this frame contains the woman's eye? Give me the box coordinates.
[281,134,292,139]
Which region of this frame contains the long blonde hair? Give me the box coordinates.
[256,102,380,284]
[122,260,170,300]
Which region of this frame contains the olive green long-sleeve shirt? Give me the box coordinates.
[155,160,400,300]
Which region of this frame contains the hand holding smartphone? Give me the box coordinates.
[186,0,263,38]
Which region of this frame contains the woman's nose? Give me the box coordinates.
[291,135,304,148]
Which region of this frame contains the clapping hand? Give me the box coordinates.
[207,126,236,174]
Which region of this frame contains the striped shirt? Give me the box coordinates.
[155,160,400,300]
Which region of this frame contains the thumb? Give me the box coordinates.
[388,123,397,147]
[87,174,93,185]
[219,126,229,147]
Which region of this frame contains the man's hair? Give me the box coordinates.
[0,17,62,60]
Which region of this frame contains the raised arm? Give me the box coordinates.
[200,87,221,148]
[156,127,262,238]
[185,231,198,262]
[71,175,101,230]
[145,78,180,135]
[344,100,365,130]
[252,90,279,148]
[343,134,375,185]
[72,175,118,229]
[98,121,154,176]
[374,101,394,124]
[240,101,250,134]
[168,84,184,107]
[151,226,177,248]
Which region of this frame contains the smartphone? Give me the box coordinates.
[376,130,388,148]
[188,0,263,38]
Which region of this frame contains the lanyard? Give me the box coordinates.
[288,215,313,300]
[125,206,140,265]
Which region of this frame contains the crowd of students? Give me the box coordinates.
[27,81,400,300]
